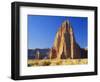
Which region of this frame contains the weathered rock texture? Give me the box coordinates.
[49,20,81,59]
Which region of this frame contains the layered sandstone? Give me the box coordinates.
[49,20,81,59]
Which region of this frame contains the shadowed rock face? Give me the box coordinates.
[49,20,82,59]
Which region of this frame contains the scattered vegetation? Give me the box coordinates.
[41,60,51,66]
[28,59,88,67]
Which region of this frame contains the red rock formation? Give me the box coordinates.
[49,20,81,59]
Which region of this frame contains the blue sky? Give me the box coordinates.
[28,15,87,49]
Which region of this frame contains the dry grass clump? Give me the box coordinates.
[41,60,51,66]
[28,60,39,66]
[56,60,62,65]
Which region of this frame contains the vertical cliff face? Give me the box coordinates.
[49,20,81,59]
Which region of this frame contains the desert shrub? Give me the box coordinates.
[42,61,51,66]
[66,59,73,64]
[56,60,62,65]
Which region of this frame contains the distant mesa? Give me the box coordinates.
[28,48,50,59]
[28,20,87,60]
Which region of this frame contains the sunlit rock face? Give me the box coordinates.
[49,20,81,59]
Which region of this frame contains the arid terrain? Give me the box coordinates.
[28,59,88,66]
[28,20,88,67]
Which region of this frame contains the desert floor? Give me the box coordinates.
[28,59,88,67]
